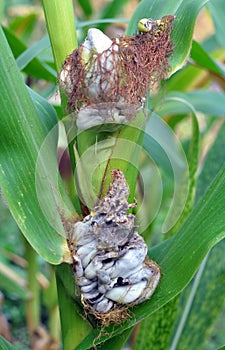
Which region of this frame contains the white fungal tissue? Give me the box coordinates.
[69,169,161,314]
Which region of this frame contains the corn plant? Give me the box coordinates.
[0,0,225,349]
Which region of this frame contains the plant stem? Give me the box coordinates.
[42,0,77,116]
[42,0,77,73]
[43,267,60,343]
[42,0,77,167]
[24,239,40,344]
[49,305,60,343]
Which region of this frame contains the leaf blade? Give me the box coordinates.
[0,26,73,264]
[2,26,56,82]
[170,122,225,350]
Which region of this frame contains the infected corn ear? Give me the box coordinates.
[67,170,161,325]
[59,16,174,130]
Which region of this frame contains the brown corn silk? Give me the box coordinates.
[61,15,174,112]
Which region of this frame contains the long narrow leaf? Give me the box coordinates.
[171,242,225,350]
[207,0,225,49]
[97,0,130,31]
[156,90,225,117]
[164,101,199,234]
[170,121,225,350]
[144,113,189,233]
[2,26,56,82]
[190,40,225,78]
[0,26,74,264]
[77,0,93,17]
[16,35,56,78]
[134,297,179,350]
[0,261,28,299]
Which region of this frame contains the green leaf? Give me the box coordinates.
[75,160,225,348]
[0,336,16,350]
[76,18,129,29]
[97,0,130,31]
[0,1,3,22]
[207,0,225,49]
[143,132,173,178]
[143,113,189,233]
[196,122,225,201]
[97,329,132,350]
[134,298,179,350]
[0,261,28,299]
[2,26,56,82]
[0,26,74,264]
[156,90,225,117]
[77,0,93,17]
[9,12,38,43]
[16,35,56,78]
[166,107,199,235]
[171,242,225,350]
[166,63,205,92]
[190,40,225,78]
[169,122,225,350]
[126,0,210,74]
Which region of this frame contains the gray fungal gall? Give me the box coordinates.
[68,169,161,324]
